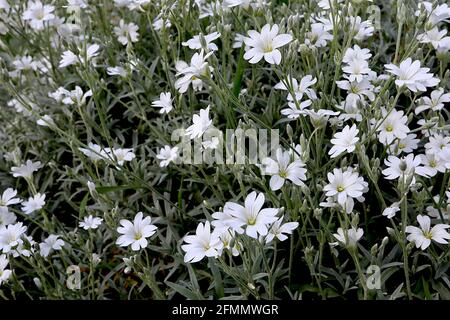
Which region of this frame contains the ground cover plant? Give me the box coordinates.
[0,0,450,300]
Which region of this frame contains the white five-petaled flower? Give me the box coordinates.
[376,108,410,145]
[114,20,139,45]
[261,148,307,191]
[62,86,92,106]
[152,92,173,114]
[116,212,157,251]
[11,160,42,179]
[182,32,221,51]
[323,168,368,213]
[106,148,136,166]
[0,254,12,285]
[59,44,100,68]
[415,88,450,114]
[181,221,221,263]
[21,193,46,215]
[382,154,423,183]
[331,227,363,247]
[274,75,317,101]
[175,50,213,93]
[385,58,440,92]
[329,124,359,158]
[22,0,55,31]
[406,215,450,250]
[79,215,103,230]
[39,234,65,258]
[243,24,292,65]
[382,203,400,219]
[185,106,213,139]
[0,223,27,253]
[79,142,106,161]
[156,145,178,167]
[222,191,279,239]
[265,216,299,243]
[0,188,21,208]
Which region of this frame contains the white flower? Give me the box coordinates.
[382,203,400,219]
[222,191,278,239]
[185,106,213,139]
[175,50,213,93]
[107,66,127,77]
[348,16,374,41]
[0,254,12,285]
[0,188,21,208]
[406,215,450,250]
[331,227,363,247]
[152,92,173,114]
[0,222,27,253]
[418,152,446,177]
[114,20,139,45]
[417,2,450,26]
[265,216,299,243]
[106,148,136,166]
[261,148,307,191]
[304,23,333,48]
[182,32,221,51]
[213,227,240,256]
[318,0,343,10]
[39,234,65,258]
[376,108,410,145]
[329,124,359,158]
[425,134,450,155]
[62,86,92,106]
[415,88,450,114]
[388,134,419,155]
[23,1,55,31]
[79,142,107,161]
[382,154,422,182]
[181,221,221,263]
[336,76,375,107]
[116,212,157,251]
[11,160,42,178]
[37,115,55,127]
[280,100,312,119]
[342,59,371,83]
[65,0,88,11]
[274,75,317,101]
[323,168,367,213]
[343,45,372,64]
[79,215,103,230]
[59,44,100,68]
[243,24,292,65]
[59,50,78,68]
[0,208,16,227]
[385,58,440,92]
[156,145,178,167]
[21,193,46,215]
[418,27,450,50]
[49,87,70,102]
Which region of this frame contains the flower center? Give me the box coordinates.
[398,143,406,149]
[385,124,393,132]
[422,230,433,240]
[134,232,142,240]
[430,160,436,168]
[263,42,273,53]
[247,217,256,225]
[279,169,287,178]
[337,185,345,192]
